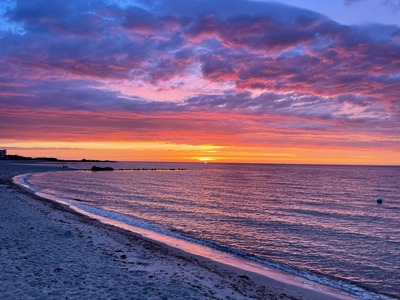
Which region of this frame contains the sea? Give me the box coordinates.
[15,162,400,299]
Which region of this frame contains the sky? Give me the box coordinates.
[0,0,399,164]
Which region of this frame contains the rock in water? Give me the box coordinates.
[91,165,114,171]
[377,197,383,204]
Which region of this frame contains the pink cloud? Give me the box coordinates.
[0,0,399,156]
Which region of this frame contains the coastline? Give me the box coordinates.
[0,161,357,299]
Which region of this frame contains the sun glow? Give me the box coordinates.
[2,139,399,165]
[1,139,227,162]
[195,156,218,162]
[0,140,224,151]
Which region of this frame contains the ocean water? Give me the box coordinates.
[19,162,400,299]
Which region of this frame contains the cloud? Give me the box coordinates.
[2,0,399,99]
[344,0,365,5]
[382,0,400,11]
[345,0,400,12]
[0,0,399,153]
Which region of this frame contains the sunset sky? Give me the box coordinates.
[1,0,399,164]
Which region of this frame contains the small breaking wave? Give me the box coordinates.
[13,172,397,300]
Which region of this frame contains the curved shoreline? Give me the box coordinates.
[1,161,360,299]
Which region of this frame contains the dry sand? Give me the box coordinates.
[0,161,358,299]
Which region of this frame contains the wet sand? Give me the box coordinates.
[0,161,357,299]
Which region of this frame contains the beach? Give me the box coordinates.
[0,161,357,299]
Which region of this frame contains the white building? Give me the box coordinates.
[0,149,6,159]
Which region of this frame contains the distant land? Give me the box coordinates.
[3,154,115,163]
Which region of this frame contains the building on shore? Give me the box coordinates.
[0,149,6,159]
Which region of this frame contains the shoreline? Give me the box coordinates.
[1,161,358,299]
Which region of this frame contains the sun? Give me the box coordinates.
[196,156,217,162]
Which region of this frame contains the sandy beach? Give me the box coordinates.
[0,161,357,299]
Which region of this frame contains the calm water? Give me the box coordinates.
[22,163,400,299]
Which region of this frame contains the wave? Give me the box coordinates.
[13,172,398,300]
